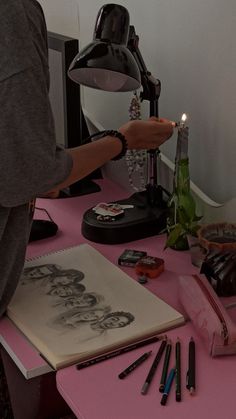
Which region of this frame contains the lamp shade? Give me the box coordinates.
[68,4,141,92]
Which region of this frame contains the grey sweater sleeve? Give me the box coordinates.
[0,66,73,208]
[0,0,73,207]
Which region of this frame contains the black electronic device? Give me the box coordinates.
[29,220,58,242]
[48,31,102,197]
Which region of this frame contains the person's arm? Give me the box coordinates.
[44,117,174,195]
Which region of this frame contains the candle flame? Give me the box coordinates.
[174,113,188,128]
[181,113,187,123]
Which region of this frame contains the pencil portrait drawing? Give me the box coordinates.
[7,245,185,368]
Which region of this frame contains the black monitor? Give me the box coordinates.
[47,31,101,197]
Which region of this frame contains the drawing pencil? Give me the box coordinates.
[76,335,166,370]
[159,339,172,392]
[141,339,167,395]
[118,350,152,379]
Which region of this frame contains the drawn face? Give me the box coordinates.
[65,310,105,327]
[97,315,130,330]
[70,294,96,307]
[77,294,96,306]
[62,298,80,309]
[23,266,53,279]
[51,276,73,286]
[60,293,97,309]
[49,286,74,297]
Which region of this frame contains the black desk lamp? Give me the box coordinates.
[68,3,169,244]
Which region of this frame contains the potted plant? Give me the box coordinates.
[165,205,202,249]
[165,205,204,266]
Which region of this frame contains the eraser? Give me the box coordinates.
[135,256,165,278]
[118,249,147,267]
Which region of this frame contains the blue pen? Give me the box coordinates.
[160,368,175,406]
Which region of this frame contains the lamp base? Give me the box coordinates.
[82,190,167,244]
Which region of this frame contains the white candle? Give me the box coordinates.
[177,113,189,157]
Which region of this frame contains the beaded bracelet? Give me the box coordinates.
[89,130,128,161]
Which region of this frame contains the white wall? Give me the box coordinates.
[38,0,236,204]
[38,0,80,38]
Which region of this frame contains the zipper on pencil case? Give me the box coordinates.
[192,275,229,345]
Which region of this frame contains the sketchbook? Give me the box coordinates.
[7,244,185,370]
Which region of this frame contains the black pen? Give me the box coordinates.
[159,339,172,392]
[118,351,152,379]
[141,339,167,395]
[175,337,181,402]
[186,337,195,395]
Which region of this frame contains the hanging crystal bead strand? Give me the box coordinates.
[125,91,147,192]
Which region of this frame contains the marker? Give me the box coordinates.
[118,351,152,379]
[186,337,195,395]
[175,338,181,402]
[160,368,175,406]
[141,339,167,395]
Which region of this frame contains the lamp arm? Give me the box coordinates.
[127,25,161,117]
[127,26,165,207]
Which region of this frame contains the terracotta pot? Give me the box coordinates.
[198,223,236,252]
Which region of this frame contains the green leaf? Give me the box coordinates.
[165,224,183,248]
[188,224,200,237]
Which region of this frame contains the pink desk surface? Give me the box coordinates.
[1,179,235,418]
[0,178,196,378]
[0,317,51,379]
[56,324,236,419]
